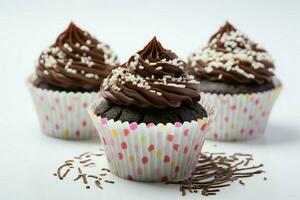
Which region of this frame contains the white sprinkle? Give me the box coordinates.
[86,40,91,45]
[155,66,163,71]
[43,70,49,75]
[80,45,90,51]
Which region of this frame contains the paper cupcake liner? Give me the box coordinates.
[27,75,99,139]
[88,100,216,182]
[199,84,282,141]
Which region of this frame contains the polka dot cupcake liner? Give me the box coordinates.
[200,82,282,141]
[27,75,99,139]
[88,100,216,182]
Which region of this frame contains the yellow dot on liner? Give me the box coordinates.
[111,129,118,137]
[171,162,176,169]
[197,119,205,126]
[160,124,167,131]
[63,129,70,137]
[128,155,134,163]
[156,150,162,158]
[230,123,235,129]
[139,136,146,144]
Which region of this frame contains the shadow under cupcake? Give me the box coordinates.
[187,22,281,141]
[27,22,119,139]
[88,37,216,182]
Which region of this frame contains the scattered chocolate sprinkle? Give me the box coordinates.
[166,152,265,196]
[239,180,245,185]
[101,168,111,172]
[53,149,115,190]
[80,159,92,164]
[105,180,115,184]
[95,180,103,189]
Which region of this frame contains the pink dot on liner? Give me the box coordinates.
[147,144,155,152]
[175,166,180,173]
[255,99,260,105]
[55,124,59,130]
[40,96,44,102]
[183,129,189,136]
[240,129,244,135]
[167,134,174,142]
[75,130,80,137]
[141,156,149,164]
[82,120,87,127]
[194,144,199,151]
[127,175,133,180]
[137,168,143,175]
[160,176,168,182]
[51,106,55,111]
[249,115,254,120]
[129,122,138,130]
[121,142,127,149]
[163,155,170,163]
[123,128,129,136]
[173,144,179,151]
[45,115,49,121]
[83,102,88,108]
[102,137,107,145]
[101,118,108,125]
[146,123,154,128]
[249,129,254,136]
[230,104,237,110]
[213,133,218,139]
[183,146,188,154]
[224,116,229,122]
[174,122,182,128]
[41,124,45,130]
[118,152,123,160]
[243,107,248,113]
[55,98,60,104]
[67,106,72,112]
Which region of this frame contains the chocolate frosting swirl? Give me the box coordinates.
[101,37,200,108]
[36,22,118,91]
[188,22,275,85]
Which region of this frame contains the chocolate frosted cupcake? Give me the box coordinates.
[27,22,119,139]
[88,37,216,182]
[188,22,281,141]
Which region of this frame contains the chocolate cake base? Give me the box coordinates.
[95,101,208,124]
[34,78,98,93]
[198,79,275,95]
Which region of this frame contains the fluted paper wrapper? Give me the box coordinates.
[88,100,216,182]
[27,75,99,139]
[200,85,281,141]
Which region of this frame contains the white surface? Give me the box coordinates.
[0,0,300,199]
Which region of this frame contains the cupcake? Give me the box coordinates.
[27,22,119,139]
[88,37,216,182]
[187,22,281,141]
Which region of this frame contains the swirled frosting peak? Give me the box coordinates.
[36,22,119,91]
[101,37,201,108]
[188,22,275,84]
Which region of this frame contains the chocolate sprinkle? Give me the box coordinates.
[166,152,265,196]
[53,149,115,190]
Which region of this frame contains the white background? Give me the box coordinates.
[0,0,300,199]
